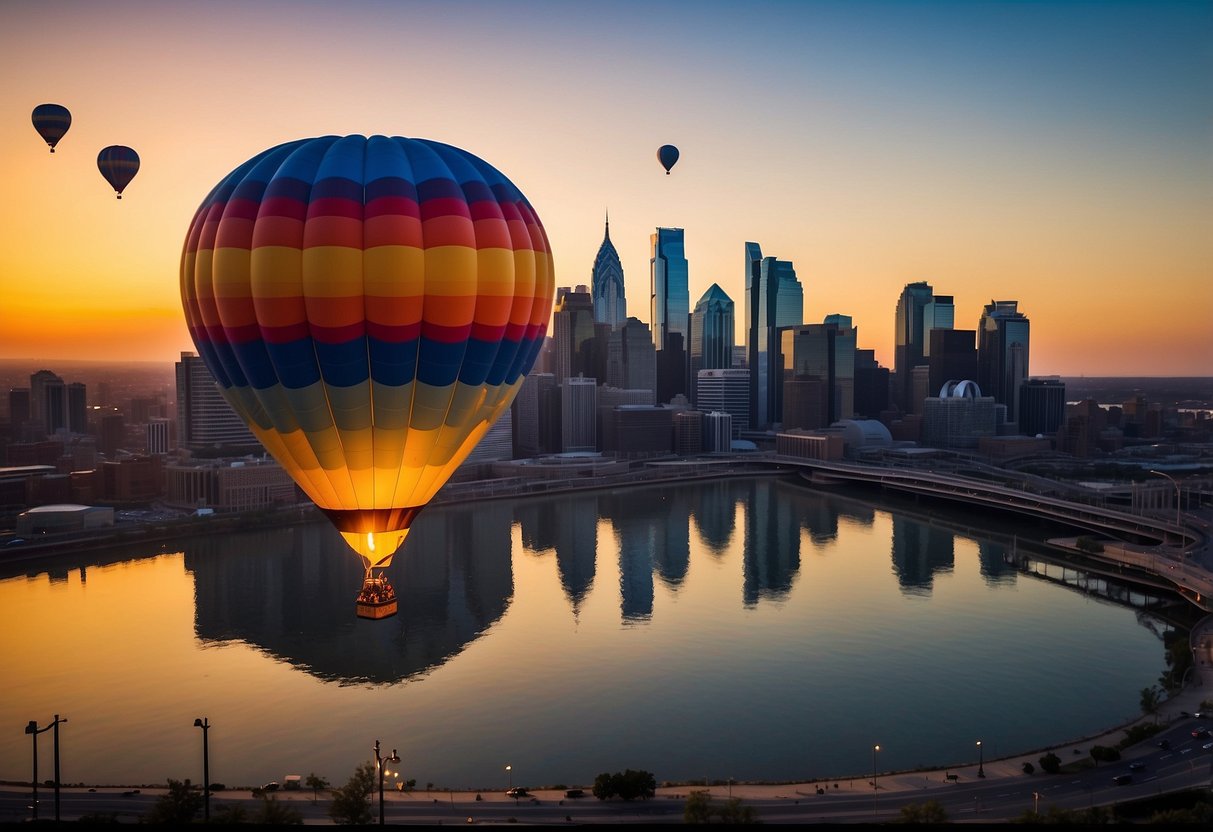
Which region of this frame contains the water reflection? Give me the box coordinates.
[691,478,737,554]
[742,479,801,605]
[187,501,514,685]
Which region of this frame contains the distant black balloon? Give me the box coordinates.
[97,145,140,199]
[32,104,71,153]
[657,144,679,175]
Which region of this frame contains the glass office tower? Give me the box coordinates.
[651,228,690,400]
[689,284,735,403]
[978,300,1031,419]
[745,242,803,429]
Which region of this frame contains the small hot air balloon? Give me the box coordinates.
[657,144,679,175]
[97,145,140,199]
[180,134,555,618]
[32,104,72,153]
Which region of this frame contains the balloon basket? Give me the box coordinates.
[356,575,398,620]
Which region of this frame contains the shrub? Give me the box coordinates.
[1038,752,1061,774]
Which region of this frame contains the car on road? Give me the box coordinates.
[262,782,280,792]
[505,787,528,798]
[1112,774,1133,786]
[1192,728,1211,739]
[1204,741,1213,751]
[1128,761,1146,771]
[1157,739,1170,749]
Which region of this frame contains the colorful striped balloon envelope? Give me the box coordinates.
[180,135,554,588]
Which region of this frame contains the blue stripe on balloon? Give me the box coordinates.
[229,340,279,389]
[368,338,418,386]
[457,338,498,386]
[266,339,322,389]
[414,339,466,388]
[315,339,371,387]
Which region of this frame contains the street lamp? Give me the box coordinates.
[872,744,880,819]
[24,714,67,823]
[976,740,984,778]
[193,718,210,822]
[1149,470,1182,542]
[373,740,399,826]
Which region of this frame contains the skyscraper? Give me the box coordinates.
[561,376,597,452]
[552,285,596,383]
[695,368,750,436]
[893,282,950,413]
[29,370,64,437]
[689,284,735,404]
[744,242,803,429]
[590,213,626,329]
[926,328,979,399]
[605,316,657,395]
[175,352,258,450]
[779,317,856,429]
[977,300,1031,419]
[1018,377,1065,438]
[651,228,690,401]
[67,382,88,434]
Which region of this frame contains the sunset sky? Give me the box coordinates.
[1,0,1209,376]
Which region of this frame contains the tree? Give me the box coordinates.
[898,799,948,824]
[1140,685,1162,722]
[717,797,759,824]
[328,761,375,825]
[684,790,713,824]
[1038,752,1061,774]
[1022,762,1035,775]
[592,769,657,801]
[1090,744,1120,764]
[143,778,204,824]
[305,772,330,804]
[254,795,304,825]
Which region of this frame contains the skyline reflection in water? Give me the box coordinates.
[0,477,1171,789]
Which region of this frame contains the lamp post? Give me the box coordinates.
[193,718,210,822]
[872,744,880,820]
[24,714,67,823]
[506,763,512,791]
[374,740,399,826]
[1149,470,1182,544]
[977,740,984,778]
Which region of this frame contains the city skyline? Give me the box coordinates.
[2,0,1210,375]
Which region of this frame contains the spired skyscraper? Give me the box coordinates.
[651,228,690,402]
[745,242,803,430]
[978,300,1031,422]
[590,213,626,330]
[689,284,735,403]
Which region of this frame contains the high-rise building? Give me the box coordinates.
[893,282,950,412]
[689,284,734,404]
[703,411,733,452]
[590,213,626,329]
[605,317,657,395]
[98,413,125,457]
[146,417,171,455]
[696,368,750,436]
[561,376,597,452]
[552,285,597,383]
[8,388,30,440]
[512,370,552,458]
[29,370,67,437]
[651,228,690,400]
[67,382,87,434]
[744,242,803,429]
[1018,377,1066,438]
[175,352,258,450]
[673,410,703,455]
[463,409,513,464]
[922,380,998,449]
[977,300,1031,420]
[779,317,856,429]
[927,329,979,399]
[853,350,890,419]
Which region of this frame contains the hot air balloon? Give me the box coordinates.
[657,144,679,175]
[180,135,555,618]
[97,145,140,198]
[32,104,71,153]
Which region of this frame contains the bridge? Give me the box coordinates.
[766,455,1213,612]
